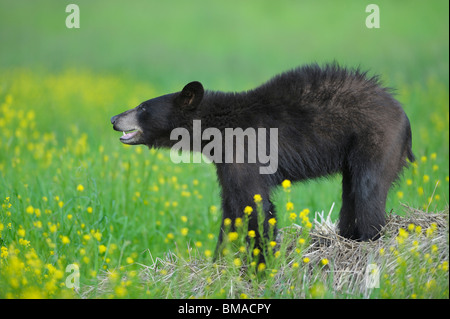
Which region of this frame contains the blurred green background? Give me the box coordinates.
[1,0,448,90]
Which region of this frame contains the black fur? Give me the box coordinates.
[111,63,415,256]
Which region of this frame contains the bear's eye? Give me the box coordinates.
[140,105,146,112]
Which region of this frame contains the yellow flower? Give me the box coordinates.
[195,241,202,248]
[281,179,291,189]
[99,245,107,254]
[292,262,299,268]
[268,218,277,226]
[233,258,242,267]
[286,201,294,211]
[303,257,310,263]
[269,241,277,247]
[396,191,404,199]
[398,228,409,239]
[204,250,212,257]
[253,194,262,203]
[76,184,84,192]
[61,236,70,245]
[228,232,238,241]
[181,227,189,236]
[417,187,424,196]
[423,175,430,183]
[58,201,64,208]
[126,257,134,264]
[26,205,34,214]
[406,179,413,186]
[244,206,253,215]
[181,216,188,223]
[257,263,266,272]
[17,228,26,237]
[321,258,329,266]
[87,206,93,214]
[379,248,385,256]
[248,230,256,238]
[253,248,260,256]
[235,218,243,227]
[289,212,297,221]
[223,218,232,227]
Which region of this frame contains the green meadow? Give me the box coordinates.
[0,0,448,298]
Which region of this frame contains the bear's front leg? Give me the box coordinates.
[213,163,276,261]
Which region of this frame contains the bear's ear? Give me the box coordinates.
[175,81,204,109]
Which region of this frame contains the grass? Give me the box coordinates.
[0,0,448,299]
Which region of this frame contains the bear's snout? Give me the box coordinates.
[110,114,118,125]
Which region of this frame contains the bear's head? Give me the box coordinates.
[111,81,204,147]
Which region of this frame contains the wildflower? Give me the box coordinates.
[204,250,212,258]
[181,216,188,223]
[195,241,202,248]
[235,218,243,227]
[26,205,34,214]
[303,257,310,263]
[268,218,277,226]
[298,238,305,245]
[423,175,430,183]
[286,201,294,211]
[417,187,424,196]
[1,246,8,258]
[420,156,427,163]
[228,232,238,241]
[99,245,107,254]
[253,248,261,256]
[414,225,422,235]
[321,258,329,266]
[233,258,242,267]
[292,262,299,268]
[253,194,262,203]
[58,201,64,208]
[257,263,266,272]
[281,179,291,189]
[181,228,189,236]
[61,236,70,245]
[223,218,232,227]
[244,206,253,215]
[379,248,385,256]
[240,293,248,299]
[18,228,26,237]
[93,230,102,241]
[407,223,415,232]
[289,212,297,221]
[398,228,409,239]
[248,230,256,238]
[126,257,134,264]
[270,241,277,248]
[67,214,73,220]
[396,191,404,199]
[76,184,84,192]
[406,179,413,186]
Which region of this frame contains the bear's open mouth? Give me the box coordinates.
[120,129,142,143]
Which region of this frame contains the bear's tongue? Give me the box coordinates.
[121,130,138,140]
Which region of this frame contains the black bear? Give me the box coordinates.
[111,63,414,255]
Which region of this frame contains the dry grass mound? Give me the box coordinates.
[86,206,449,298]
